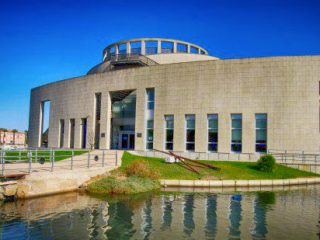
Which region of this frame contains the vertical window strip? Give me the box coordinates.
[146,120,154,150]
[165,115,174,150]
[208,114,218,152]
[185,114,195,151]
[231,114,242,152]
[146,88,155,150]
[255,114,267,152]
[59,119,64,148]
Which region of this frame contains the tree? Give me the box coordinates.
[87,130,95,150]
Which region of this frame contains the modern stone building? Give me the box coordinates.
[28,38,320,159]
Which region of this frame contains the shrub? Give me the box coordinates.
[87,176,161,195]
[125,160,160,179]
[256,154,276,172]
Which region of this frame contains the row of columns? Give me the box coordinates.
[103,40,206,60]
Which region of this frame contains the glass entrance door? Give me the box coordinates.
[120,132,135,150]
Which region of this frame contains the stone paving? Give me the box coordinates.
[1,150,121,176]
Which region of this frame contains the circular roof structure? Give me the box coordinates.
[87,38,219,75]
[103,38,210,60]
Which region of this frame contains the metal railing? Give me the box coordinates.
[135,149,320,166]
[135,150,261,162]
[0,149,119,176]
[109,53,159,66]
[268,149,320,165]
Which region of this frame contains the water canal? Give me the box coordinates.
[0,185,319,239]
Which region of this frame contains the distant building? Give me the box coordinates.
[0,129,26,146]
[28,38,320,159]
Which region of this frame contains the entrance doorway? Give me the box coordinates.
[110,90,136,150]
[119,131,135,150]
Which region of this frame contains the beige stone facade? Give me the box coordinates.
[28,38,320,157]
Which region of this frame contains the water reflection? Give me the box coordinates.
[183,194,195,237]
[205,194,217,239]
[106,200,135,239]
[161,195,173,230]
[228,195,242,239]
[0,186,320,240]
[141,197,152,239]
[252,192,275,240]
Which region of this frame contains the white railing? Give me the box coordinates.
[0,149,118,176]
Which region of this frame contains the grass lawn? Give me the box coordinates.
[3,150,87,162]
[121,152,319,180]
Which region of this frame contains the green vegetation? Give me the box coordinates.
[256,154,276,172]
[87,176,160,195]
[125,160,160,179]
[3,150,87,162]
[120,152,318,180]
[87,158,161,195]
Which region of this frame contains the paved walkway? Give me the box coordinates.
[1,150,122,176]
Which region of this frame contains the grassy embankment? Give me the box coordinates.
[119,152,318,180]
[87,152,318,195]
[3,150,87,162]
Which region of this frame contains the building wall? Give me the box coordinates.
[0,131,26,145]
[28,56,320,153]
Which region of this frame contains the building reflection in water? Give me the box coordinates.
[106,201,135,239]
[251,192,274,240]
[205,194,217,239]
[161,195,173,230]
[183,194,195,236]
[141,197,153,239]
[228,195,242,239]
[1,188,319,240]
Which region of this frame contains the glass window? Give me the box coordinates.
[110,46,116,56]
[118,43,126,54]
[161,41,173,53]
[231,114,242,152]
[145,88,155,150]
[256,114,267,152]
[177,43,187,53]
[145,41,158,55]
[146,88,155,110]
[165,115,174,150]
[208,114,218,152]
[185,115,195,151]
[130,41,141,54]
[190,46,198,54]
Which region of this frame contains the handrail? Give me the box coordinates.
[0,149,119,177]
[108,53,159,66]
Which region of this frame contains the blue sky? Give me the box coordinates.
[0,0,320,131]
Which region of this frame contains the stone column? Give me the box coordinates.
[157,40,161,54]
[126,42,131,54]
[173,113,185,152]
[74,118,81,149]
[195,113,207,153]
[242,112,255,154]
[173,41,177,53]
[135,88,146,151]
[115,45,119,55]
[64,118,70,148]
[187,45,191,54]
[218,113,231,153]
[141,40,146,55]
[103,92,112,150]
